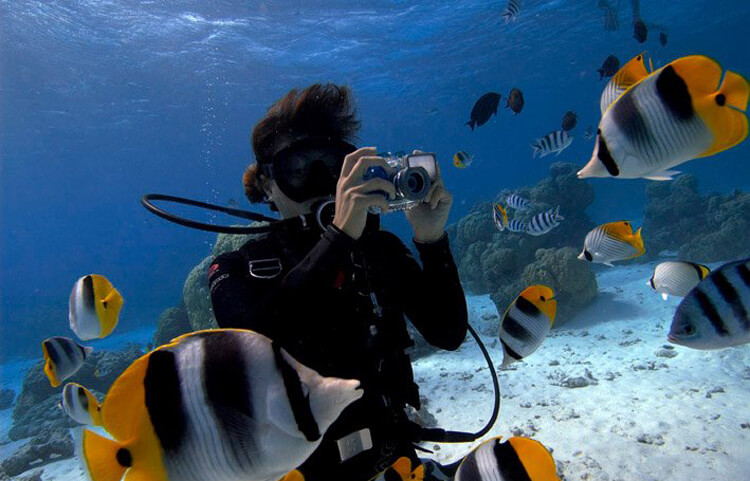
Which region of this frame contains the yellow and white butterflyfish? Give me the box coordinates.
[649,260,711,300]
[78,329,363,481]
[42,336,93,388]
[61,382,102,426]
[579,55,749,181]
[578,221,645,266]
[499,285,557,368]
[454,436,560,481]
[69,274,124,341]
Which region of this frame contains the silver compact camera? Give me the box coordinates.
[364,152,438,212]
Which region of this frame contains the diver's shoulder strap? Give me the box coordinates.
[237,234,285,280]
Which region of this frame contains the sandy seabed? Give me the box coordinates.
[1,261,749,480]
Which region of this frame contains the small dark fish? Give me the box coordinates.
[505,88,524,114]
[584,125,595,140]
[598,55,620,79]
[633,18,648,43]
[561,111,578,131]
[597,0,619,31]
[467,92,501,131]
[659,32,668,47]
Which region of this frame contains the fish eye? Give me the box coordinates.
[684,325,695,335]
[637,55,642,60]
[540,296,546,301]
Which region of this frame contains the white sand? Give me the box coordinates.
[2,263,749,480]
[413,261,750,480]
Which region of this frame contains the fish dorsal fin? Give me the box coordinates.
[100,351,152,440]
[600,53,652,113]
[698,264,712,279]
[601,221,633,239]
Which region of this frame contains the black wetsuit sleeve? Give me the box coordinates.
[389,232,468,351]
[208,225,355,333]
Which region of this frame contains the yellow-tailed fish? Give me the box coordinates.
[579,55,749,181]
[61,382,102,426]
[649,261,711,300]
[369,457,425,481]
[78,329,363,481]
[600,52,653,113]
[42,336,93,388]
[69,274,124,341]
[499,285,556,368]
[453,151,473,169]
[669,258,750,350]
[578,221,645,266]
[454,436,560,481]
[493,203,508,232]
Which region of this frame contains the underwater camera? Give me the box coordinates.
[364,152,438,212]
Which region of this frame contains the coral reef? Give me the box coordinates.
[0,389,14,410]
[152,301,191,347]
[451,163,598,325]
[10,346,140,440]
[0,430,72,477]
[643,174,750,262]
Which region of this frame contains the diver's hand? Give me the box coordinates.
[333,147,396,240]
[406,160,452,243]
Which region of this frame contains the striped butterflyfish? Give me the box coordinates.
[454,436,560,481]
[578,221,645,267]
[531,130,572,158]
[527,206,564,236]
[42,336,93,388]
[60,382,102,426]
[506,219,528,234]
[69,274,124,341]
[649,261,711,300]
[579,55,750,181]
[493,203,509,232]
[669,257,750,350]
[600,53,653,114]
[499,285,556,368]
[78,329,363,481]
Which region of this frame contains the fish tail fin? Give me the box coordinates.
[466,120,475,131]
[79,429,129,481]
[632,227,646,256]
[719,70,749,111]
[278,470,305,481]
[597,68,604,80]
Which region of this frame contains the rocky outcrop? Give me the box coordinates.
[451,163,598,325]
[0,430,73,477]
[152,301,191,347]
[643,174,750,262]
[10,345,141,440]
[0,389,14,410]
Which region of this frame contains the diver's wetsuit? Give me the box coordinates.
[208,215,467,480]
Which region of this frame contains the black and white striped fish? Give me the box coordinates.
[669,258,750,350]
[42,336,93,388]
[454,436,560,481]
[531,130,573,158]
[649,261,711,300]
[60,382,102,426]
[502,0,521,23]
[506,219,528,233]
[506,193,533,210]
[579,55,750,181]
[526,206,565,236]
[78,329,363,481]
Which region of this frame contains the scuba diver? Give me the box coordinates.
[207,83,468,480]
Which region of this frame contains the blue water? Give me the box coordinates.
[1,1,749,355]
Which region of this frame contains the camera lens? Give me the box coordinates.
[395,167,431,200]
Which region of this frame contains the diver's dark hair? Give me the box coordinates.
[244,84,359,204]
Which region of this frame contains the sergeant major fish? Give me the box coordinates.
[502,0,521,23]
[506,219,528,234]
[579,56,749,181]
[669,258,750,350]
[454,436,560,481]
[649,261,711,300]
[42,336,93,387]
[60,382,102,426]
[578,221,645,266]
[531,130,572,158]
[78,329,363,481]
[499,285,556,368]
[506,194,533,210]
[527,206,564,236]
[69,274,124,341]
